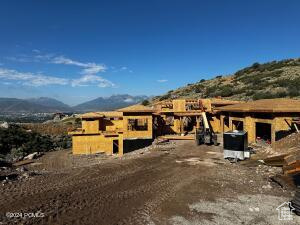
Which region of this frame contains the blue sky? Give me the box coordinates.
[0,0,299,105]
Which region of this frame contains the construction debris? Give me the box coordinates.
[24,152,43,160]
[0,121,9,129]
[263,154,288,167]
[292,189,300,215]
[13,159,35,167]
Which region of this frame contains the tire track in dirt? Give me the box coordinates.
[1,153,193,225]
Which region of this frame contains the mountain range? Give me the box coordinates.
[0,95,148,113]
[73,95,148,112]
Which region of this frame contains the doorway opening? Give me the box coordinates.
[256,122,272,143]
[223,116,230,131]
[113,140,119,154]
[185,117,196,133]
[232,120,243,131]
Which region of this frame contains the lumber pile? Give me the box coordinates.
[263,150,300,189]
[283,154,300,175]
[264,154,288,167]
[263,151,300,174]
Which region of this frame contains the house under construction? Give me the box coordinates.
[214,98,300,148]
[69,105,154,155]
[69,98,237,155]
[69,98,300,155]
[152,98,240,137]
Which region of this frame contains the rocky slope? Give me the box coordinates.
[153,58,300,102]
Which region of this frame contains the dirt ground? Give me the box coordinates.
[1,141,299,225]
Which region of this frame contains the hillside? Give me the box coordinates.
[152,58,300,102]
[73,94,148,112]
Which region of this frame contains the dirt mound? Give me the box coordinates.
[275,132,300,152]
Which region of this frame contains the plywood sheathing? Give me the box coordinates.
[117,104,155,113]
[72,135,121,155]
[216,98,300,113]
[218,113,295,149]
[122,115,153,140]
[81,112,104,119]
[98,111,123,118]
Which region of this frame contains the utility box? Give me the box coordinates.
[223,130,249,160]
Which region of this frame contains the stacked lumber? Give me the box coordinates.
[283,152,300,175]
[264,154,288,167]
[263,150,300,175]
[263,151,300,189]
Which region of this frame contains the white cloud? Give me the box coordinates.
[71,74,115,88]
[157,79,168,83]
[112,66,133,73]
[5,56,31,63]
[2,52,119,88]
[5,53,53,63]
[52,56,106,74]
[0,67,115,88]
[124,98,134,103]
[32,49,41,53]
[82,63,106,74]
[34,53,55,61]
[1,81,12,85]
[52,56,87,67]
[0,68,68,86]
[5,51,131,77]
[6,53,107,75]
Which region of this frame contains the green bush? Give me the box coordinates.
[245,90,255,96]
[234,58,296,77]
[253,92,273,100]
[159,93,171,101]
[288,88,299,97]
[215,85,234,97]
[141,100,150,106]
[75,118,82,125]
[194,84,204,93]
[0,124,54,158]
[204,85,218,97]
[252,62,260,69]
[253,91,287,100]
